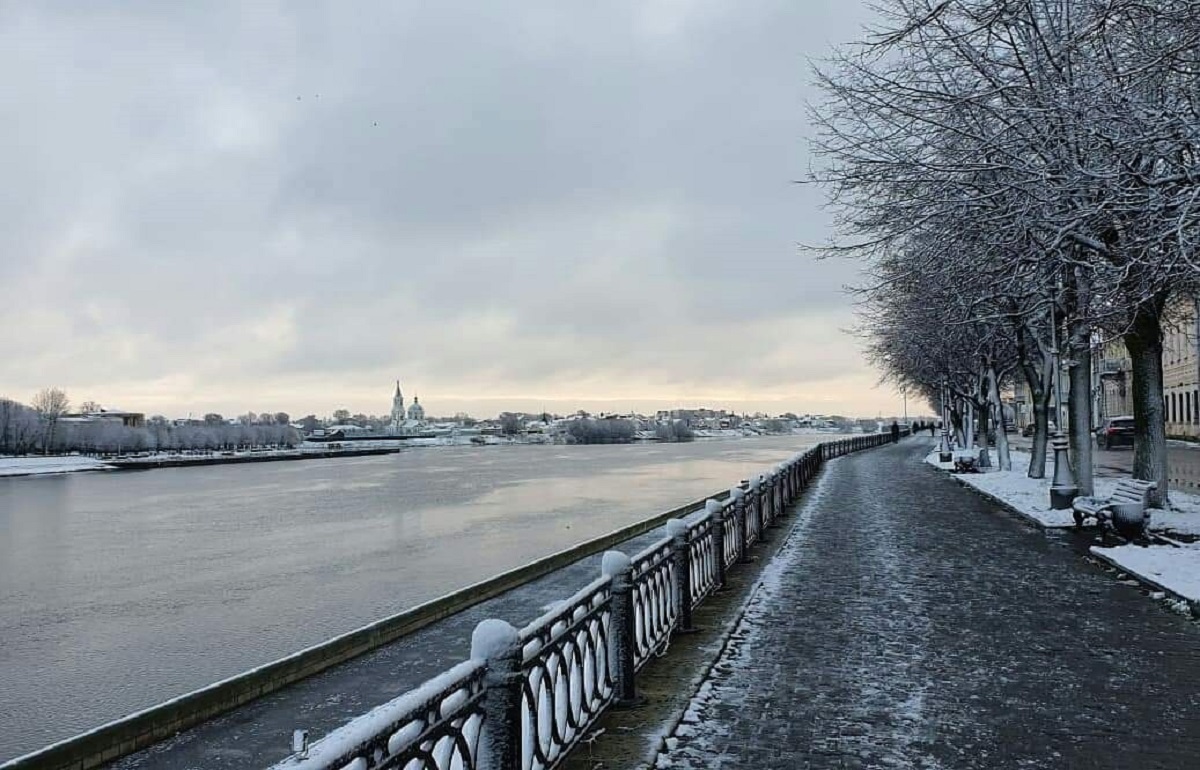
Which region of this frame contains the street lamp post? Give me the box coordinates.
[938,380,953,462]
[1048,298,1078,509]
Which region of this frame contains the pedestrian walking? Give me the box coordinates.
[890,420,900,443]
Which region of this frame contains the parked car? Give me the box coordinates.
[1021,423,1036,437]
[1095,416,1136,449]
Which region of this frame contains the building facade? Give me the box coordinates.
[1163,295,1200,440]
[1094,337,1134,423]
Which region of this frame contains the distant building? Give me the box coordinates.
[63,408,145,429]
[1163,294,1199,439]
[407,396,425,422]
[1094,337,1133,423]
[390,381,406,431]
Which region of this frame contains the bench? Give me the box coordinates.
[1072,479,1157,540]
[953,456,978,473]
[951,448,978,473]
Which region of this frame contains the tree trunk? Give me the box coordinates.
[976,391,992,468]
[1124,303,1169,508]
[1022,359,1053,479]
[989,364,1012,471]
[963,400,975,452]
[1067,348,1094,496]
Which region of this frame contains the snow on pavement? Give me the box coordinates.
[925,445,1200,604]
[1090,544,1200,604]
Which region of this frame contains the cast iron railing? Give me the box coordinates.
[271,431,902,770]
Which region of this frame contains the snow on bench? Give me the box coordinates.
[1072,478,1156,540]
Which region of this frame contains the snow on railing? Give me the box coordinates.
[720,494,740,570]
[269,434,898,770]
[270,658,488,770]
[518,577,614,770]
[629,537,677,671]
[686,513,720,608]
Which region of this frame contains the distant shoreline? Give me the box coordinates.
[0,445,405,477]
[0,429,870,479]
[106,445,402,470]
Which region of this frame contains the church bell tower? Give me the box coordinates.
[390,381,405,430]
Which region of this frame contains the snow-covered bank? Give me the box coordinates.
[925,445,1200,604]
[0,456,114,477]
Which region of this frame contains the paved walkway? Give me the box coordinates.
[656,441,1200,769]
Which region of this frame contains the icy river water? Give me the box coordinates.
[0,435,822,761]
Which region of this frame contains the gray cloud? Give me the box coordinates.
[0,1,897,417]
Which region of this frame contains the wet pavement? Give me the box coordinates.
[655,441,1200,769]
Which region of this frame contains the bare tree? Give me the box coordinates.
[811,0,1200,503]
[31,388,70,455]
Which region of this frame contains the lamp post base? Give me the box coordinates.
[1050,485,1078,510]
[1049,433,1077,510]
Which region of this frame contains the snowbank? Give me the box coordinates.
[925,445,1200,605]
[1090,545,1200,604]
[0,456,114,477]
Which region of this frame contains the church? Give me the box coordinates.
[390,381,426,432]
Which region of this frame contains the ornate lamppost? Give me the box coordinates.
[938,379,953,462]
[1048,301,1077,509]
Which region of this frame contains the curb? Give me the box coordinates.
[1086,548,1200,618]
[928,460,1200,620]
[935,467,1061,531]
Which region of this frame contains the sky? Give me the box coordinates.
[0,1,908,420]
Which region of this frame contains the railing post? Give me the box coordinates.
[707,498,726,590]
[758,474,772,525]
[748,476,762,540]
[766,474,780,527]
[666,519,694,633]
[471,619,523,770]
[731,486,750,563]
[602,551,639,706]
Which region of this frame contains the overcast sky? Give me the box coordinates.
[0,1,907,419]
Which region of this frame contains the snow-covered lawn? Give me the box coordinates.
[1090,544,1200,604]
[0,456,114,477]
[925,445,1200,604]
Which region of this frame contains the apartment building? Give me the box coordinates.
[1163,295,1200,440]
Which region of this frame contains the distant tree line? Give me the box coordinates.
[566,418,636,444]
[654,420,695,442]
[0,391,300,456]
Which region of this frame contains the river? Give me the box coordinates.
[0,435,823,762]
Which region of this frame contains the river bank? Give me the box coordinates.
[0,456,114,477]
[0,445,405,477]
